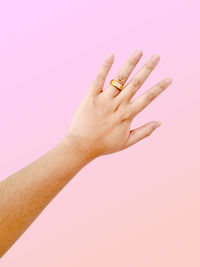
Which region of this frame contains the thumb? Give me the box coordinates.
[126,121,161,148]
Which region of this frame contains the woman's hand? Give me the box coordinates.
[64,50,173,161]
[0,52,173,256]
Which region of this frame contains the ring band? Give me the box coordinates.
[110,79,124,91]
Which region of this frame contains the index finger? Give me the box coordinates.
[88,53,114,96]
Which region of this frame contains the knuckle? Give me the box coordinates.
[127,58,136,68]
[116,73,127,84]
[132,78,142,89]
[145,61,154,71]
[145,128,152,137]
[103,59,110,69]
[96,73,105,82]
[146,91,156,102]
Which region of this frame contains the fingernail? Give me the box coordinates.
[153,121,161,129]
[106,53,113,61]
[165,77,173,85]
[134,49,142,60]
[152,54,160,64]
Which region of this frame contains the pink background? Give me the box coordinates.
[1,0,200,266]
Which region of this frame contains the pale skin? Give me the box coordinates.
[0,49,173,257]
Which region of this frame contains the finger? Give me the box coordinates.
[88,53,114,96]
[117,53,160,102]
[128,77,173,118]
[105,49,143,98]
[126,121,161,148]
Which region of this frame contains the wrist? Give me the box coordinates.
[59,134,96,166]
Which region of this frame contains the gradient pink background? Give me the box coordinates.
[1,0,200,266]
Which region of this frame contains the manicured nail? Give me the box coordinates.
[165,77,173,85]
[152,54,160,64]
[134,49,142,60]
[153,121,161,129]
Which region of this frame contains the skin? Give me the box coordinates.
[0,49,173,258]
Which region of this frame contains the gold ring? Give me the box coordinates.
[110,79,124,91]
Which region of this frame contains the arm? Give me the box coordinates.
[0,137,91,257]
[0,50,173,257]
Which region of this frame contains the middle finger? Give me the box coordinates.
[117,53,160,102]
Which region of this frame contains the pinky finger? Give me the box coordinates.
[89,53,114,96]
[126,121,161,148]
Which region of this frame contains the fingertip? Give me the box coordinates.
[134,49,143,60]
[153,121,162,129]
[106,53,114,62]
[152,53,160,64]
[165,77,173,85]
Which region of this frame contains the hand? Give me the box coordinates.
[64,50,173,161]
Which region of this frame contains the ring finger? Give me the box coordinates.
[104,49,143,98]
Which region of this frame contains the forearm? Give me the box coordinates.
[0,136,91,257]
